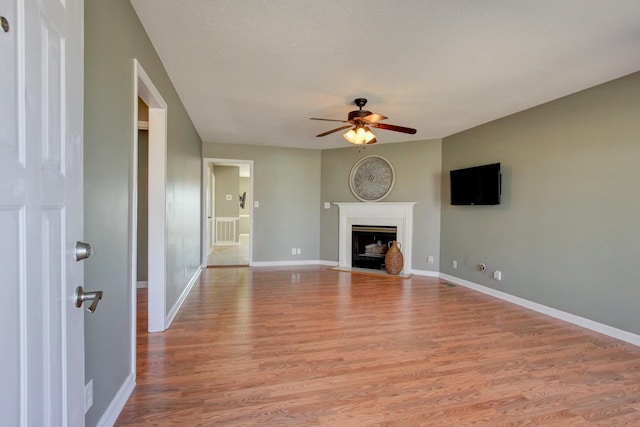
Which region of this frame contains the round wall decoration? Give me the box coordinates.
[349,155,395,202]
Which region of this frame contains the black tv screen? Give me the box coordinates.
[450,163,501,205]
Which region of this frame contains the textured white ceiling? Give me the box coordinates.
[130,0,640,149]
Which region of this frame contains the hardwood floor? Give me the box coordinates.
[116,266,640,426]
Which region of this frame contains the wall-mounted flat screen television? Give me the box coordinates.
[450,163,501,205]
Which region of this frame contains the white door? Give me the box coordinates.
[0,0,86,425]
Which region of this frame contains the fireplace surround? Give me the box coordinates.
[334,202,415,274]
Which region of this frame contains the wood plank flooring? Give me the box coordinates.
[116,266,640,426]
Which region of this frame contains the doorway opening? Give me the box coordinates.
[202,158,253,266]
[131,60,168,381]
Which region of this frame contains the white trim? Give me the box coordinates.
[410,269,440,278]
[246,260,339,267]
[146,107,167,333]
[440,273,640,347]
[133,59,168,336]
[334,202,415,274]
[95,371,135,427]
[250,260,329,267]
[165,266,202,329]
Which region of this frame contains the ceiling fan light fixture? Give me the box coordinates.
[313,98,414,145]
[344,126,376,145]
[363,127,376,144]
[343,128,357,143]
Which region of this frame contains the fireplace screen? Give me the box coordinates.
[351,225,397,271]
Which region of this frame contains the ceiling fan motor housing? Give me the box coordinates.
[348,110,372,122]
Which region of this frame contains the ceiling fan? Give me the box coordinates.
[310,98,416,145]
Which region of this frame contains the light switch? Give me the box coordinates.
[254,201,259,208]
[324,202,331,209]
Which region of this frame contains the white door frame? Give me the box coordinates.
[131,60,168,368]
[201,158,254,266]
[206,164,215,256]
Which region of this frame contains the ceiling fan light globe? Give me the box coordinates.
[364,128,375,143]
[343,129,357,143]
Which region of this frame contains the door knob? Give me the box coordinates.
[75,286,103,313]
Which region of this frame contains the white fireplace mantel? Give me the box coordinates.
[334,202,416,274]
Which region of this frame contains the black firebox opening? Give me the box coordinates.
[351,225,397,271]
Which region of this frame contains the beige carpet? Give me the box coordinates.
[207,234,250,266]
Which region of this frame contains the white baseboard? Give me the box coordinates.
[96,371,135,427]
[166,266,202,329]
[440,273,640,347]
[250,260,331,267]
[410,269,440,278]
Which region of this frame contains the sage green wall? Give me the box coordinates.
[320,140,442,272]
[136,130,148,282]
[239,177,251,234]
[203,143,321,261]
[84,1,202,425]
[441,71,640,334]
[214,166,240,218]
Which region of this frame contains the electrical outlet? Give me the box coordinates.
[493,270,502,281]
[254,201,259,208]
[291,248,296,255]
[296,248,301,255]
[427,256,434,264]
[85,379,93,412]
[324,202,331,209]
[452,260,458,269]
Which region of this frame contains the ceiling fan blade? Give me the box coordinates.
[370,122,417,134]
[310,117,349,123]
[363,113,388,123]
[316,125,353,137]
